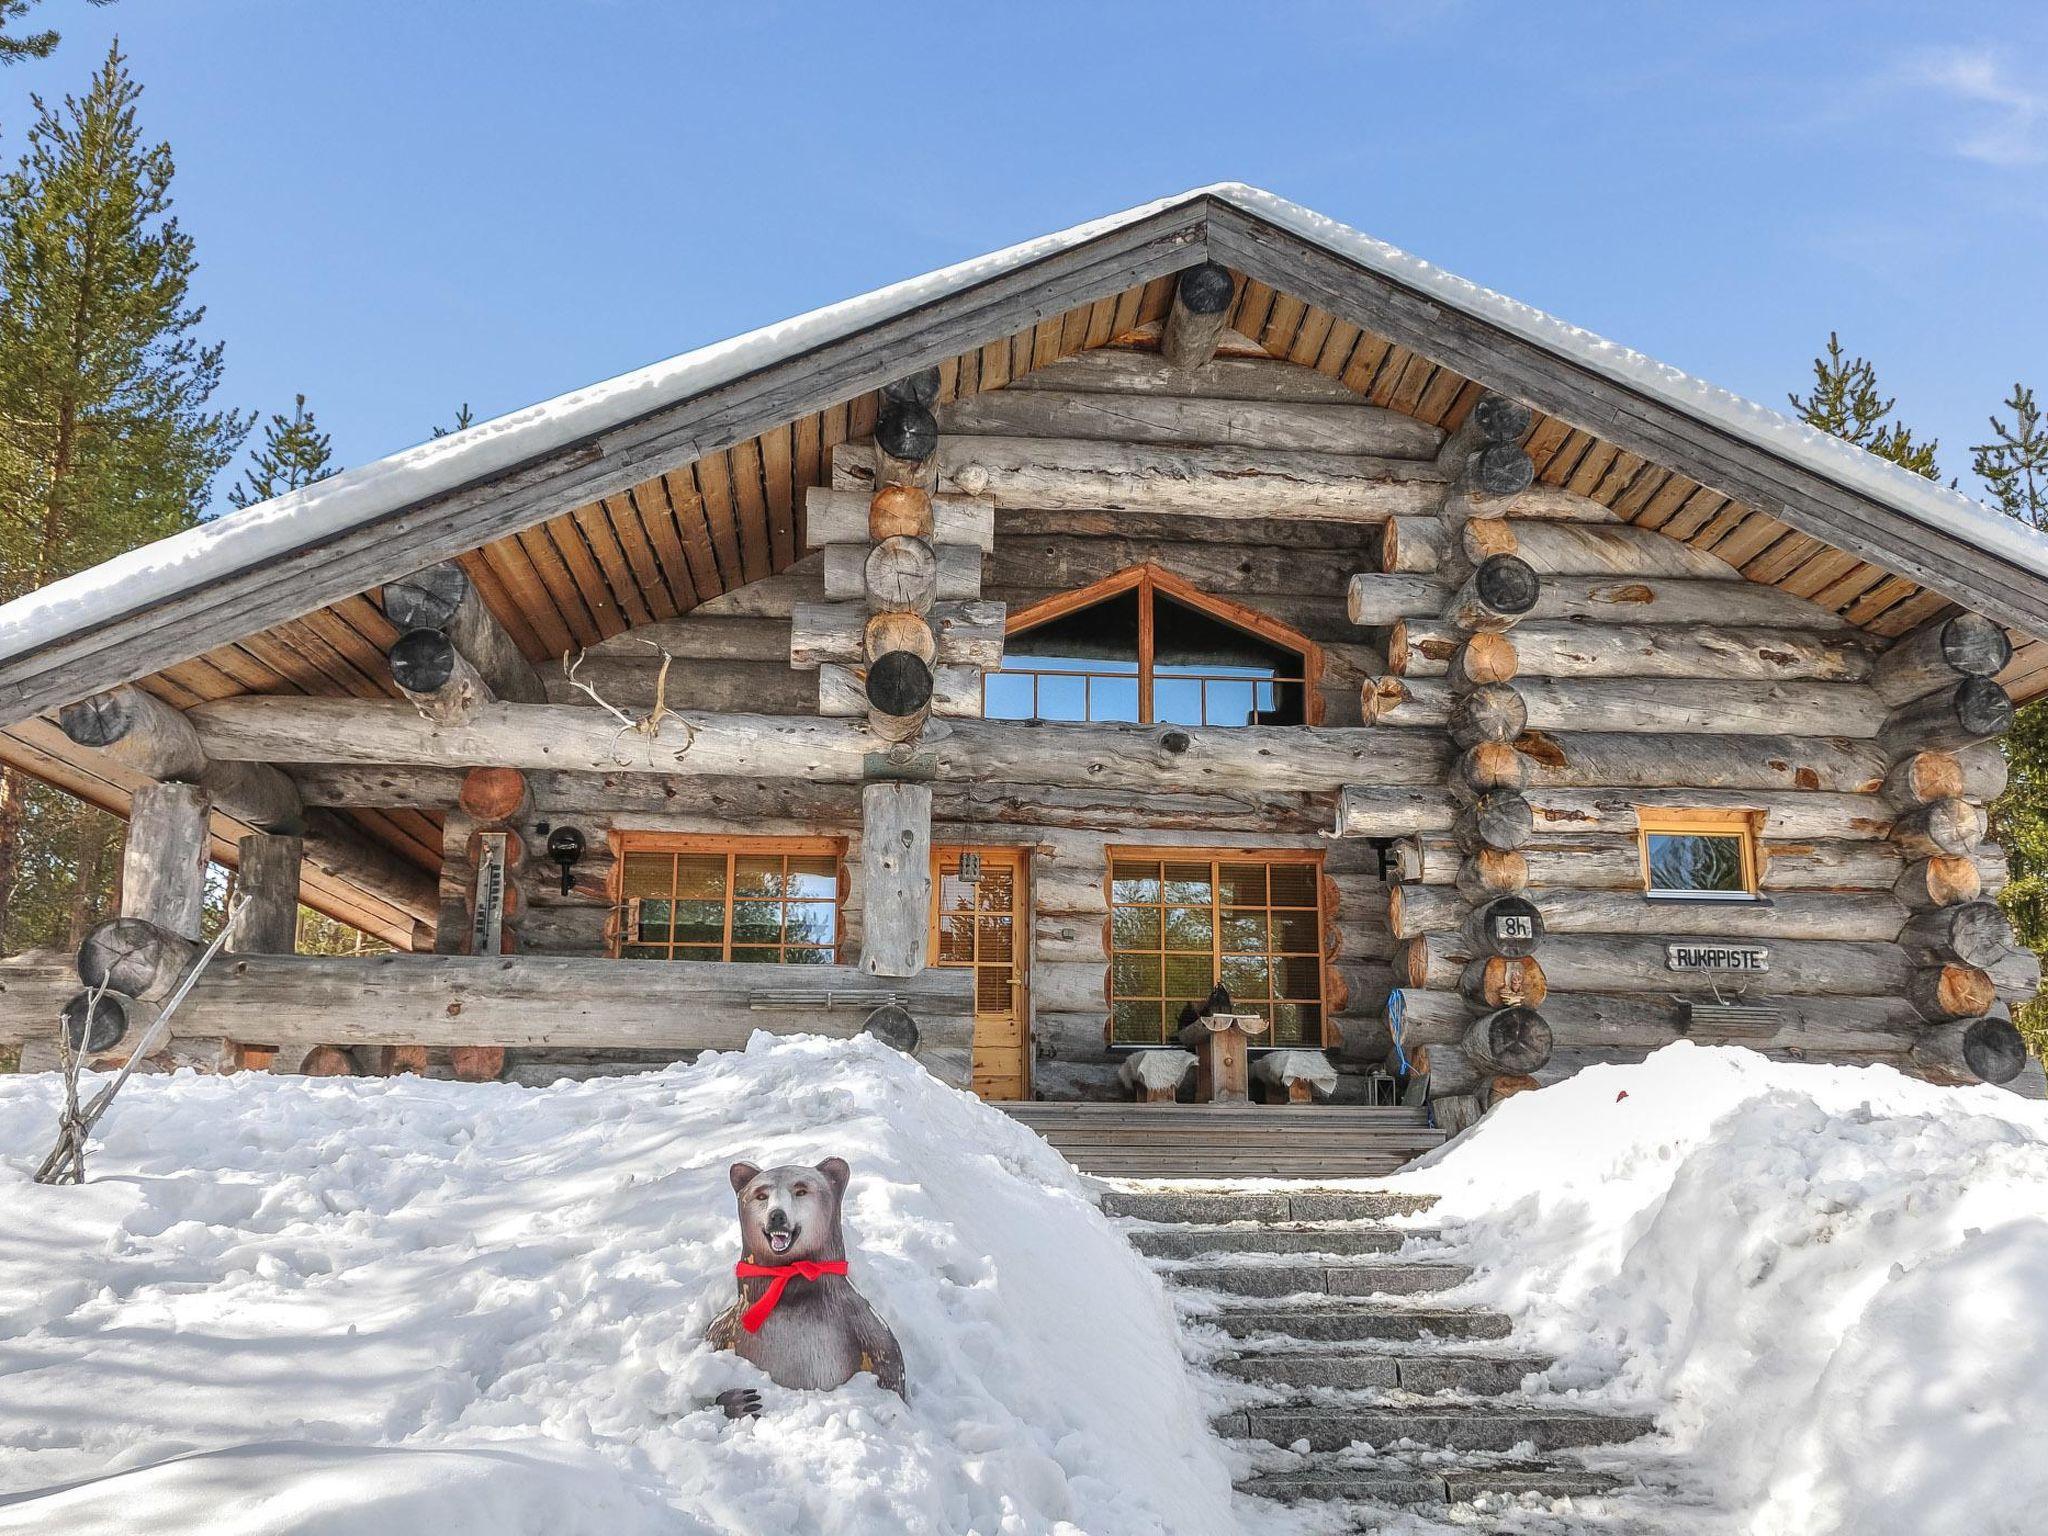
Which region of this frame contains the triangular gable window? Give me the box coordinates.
[984,564,1322,727]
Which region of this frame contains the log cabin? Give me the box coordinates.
[2,184,2044,1168]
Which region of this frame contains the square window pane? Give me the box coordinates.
[1164,906,1213,951]
[1205,679,1256,727]
[786,901,837,946]
[731,901,783,945]
[941,871,977,913]
[1269,864,1319,908]
[1090,675,1139,722]
[1271,1002,1318,1047]
[673,944,721,962]
[1275,955,1324,1000]
[621,855,674,900]
[1112,905,1162,950]
[983,671,1036,721]
[675,855,726,901]
[673,899,725,944]
[1217,863,1267,907]
[786,857,837,900]
[979,868,1015,913]
[1219,912,1267,953]
[1222,956,1271,999]
[1648,832,1745,892]
[634,898,674,942]
[1113,999,1164,1045]
[1114,953,1163,997]
[732,855,783,900]
[1153,678,1203,726]
[1037,673,1086,721]
[1271,909,1319,953]
[1164,954,1215,999]
[1163,862,1212,903]
[1111,862,1161,903]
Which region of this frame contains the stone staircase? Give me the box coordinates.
[1103,1185,1658,1516]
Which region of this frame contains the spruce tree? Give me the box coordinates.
[1789,332,1941,478]
[433,402,475,438]
[1973,384,2048,532]
[0,43,248,953]
[0,0,112,65]
[228,393,336,508]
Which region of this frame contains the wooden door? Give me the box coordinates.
[931,846,1030,1100]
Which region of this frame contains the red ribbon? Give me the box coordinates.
[736,1258,848,1333]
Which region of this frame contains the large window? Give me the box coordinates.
[612,835,844,962]
[1108,851,1325,1048]
[1636,809,1762,902]
[985,564,1321,727]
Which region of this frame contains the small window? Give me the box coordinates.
[1636,809,1761,901]
[610,835,845,962]
[1108,849,1326,1048]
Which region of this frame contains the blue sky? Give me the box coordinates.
[4,1,2045,508]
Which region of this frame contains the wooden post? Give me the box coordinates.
[389,628,494,724]
[123,781,212,940]
[227,832,301,1071]
[1161,261,1235,371]
[1177,1011,1268,1104]
[382,561,545,705]
[859,781,932,978]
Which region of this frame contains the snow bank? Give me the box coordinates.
[1404,1043,2048,1535]
[0,1035,1240,1536]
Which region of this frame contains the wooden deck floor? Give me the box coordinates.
[998,1102,1444,1181]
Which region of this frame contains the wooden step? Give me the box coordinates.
[1216,1350,1545,1395]
[1129,1223,1432,1259]
[1240,1458,1625,1506]
[1101,1188,1437,1223]
[1219,1401,1657,1454]
[1210,1302,1510,1343]
[1165,1260,1470,1298]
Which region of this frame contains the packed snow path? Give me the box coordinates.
[1106,1184,1660,1524]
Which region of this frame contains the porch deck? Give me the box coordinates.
[999,1102,1444,1181]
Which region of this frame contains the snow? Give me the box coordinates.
[0,1034,1244,1536]
[6,182,2045,670]
[1403,1042,2048,1535]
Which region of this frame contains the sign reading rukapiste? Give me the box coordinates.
[1665,942,1770,973]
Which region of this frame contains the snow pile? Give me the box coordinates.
[1405,1043,2048,1536]
[0,1034,1240,1536]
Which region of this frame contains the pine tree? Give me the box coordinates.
[0,43,248,953]
[1789,333,1942,478]
[0,0,112,65]
[1973,384,2048,532]
[228,393,336,508]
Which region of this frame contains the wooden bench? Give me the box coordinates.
[1176,1011,1268,1104]
[1118,1048,1196,1103]
[1252,1049,1339,1104]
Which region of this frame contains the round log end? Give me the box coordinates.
[1954,676,2016,741]
[861,1002,921,1054]
[1453,632,1520,687]
[62,990,130,1054]
[1386,619,1410,677]
[1466,1005,1553,1074]
[1940,612,2014,678]
[77,916,189,1002]
[875,400,940,464]
[1472,554,1541,618]
[1961,1016,2028,1084]
[881,367,942,408]
[868,483,933,541]
[1466,894,1544,957]
[458,766,529,823]
[1448,682,1529,748]
[301,1045,358,1077]
[1471,394,1534,445]
[1470,443,1535,498]
[56,690,137,750]
[448,1045,506,1081]
[866,649,934,717]
[1456,741,1528,796]
[389,627,461,695]
[381,562,470,632]
[1175,261,1235,316]
[864,610,936,667]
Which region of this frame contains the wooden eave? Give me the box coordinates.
[6,189,2048,944]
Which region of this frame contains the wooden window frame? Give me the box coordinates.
[993,563,1325,726]
[1104,844,1330,1050]
[607,832,849,960]
[1634,807,1763,902]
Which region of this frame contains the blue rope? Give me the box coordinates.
[1386,989,1411,1076]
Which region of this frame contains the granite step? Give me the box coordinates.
[1211,1303,1513,1344]
[1101,1188,1437,1224]
[1216,1350,1545,1395]
[1239,1458,1626,1506]
[1128,1223,1434,1259]
[1166,1260,1470,1298]
[1218,1400,1657,1454]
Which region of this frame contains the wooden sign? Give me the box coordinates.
[469,830,508,957]
[1665,941,1769,974]
[956,851,982,883]
[1470,894,1543,958]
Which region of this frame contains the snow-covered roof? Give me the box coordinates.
[3,182,2045,672]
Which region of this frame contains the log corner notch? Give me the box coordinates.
[1160,260,1235,371]
[1875,610,2029,1084]
[1385,391,1551,1128]
[381,560,546,720]
[865,372,943,745]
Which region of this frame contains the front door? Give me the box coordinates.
[931,846,1030,1100]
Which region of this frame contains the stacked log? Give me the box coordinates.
[1356,394,1552,1125]
[795,369,1002,733]
[382,560,545,722]
[1872,614,2032,1084]
[440,765,533,1081]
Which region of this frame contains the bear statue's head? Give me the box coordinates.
[728,1157,851,1265]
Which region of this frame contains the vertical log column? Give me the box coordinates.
[863,372,943,743]
[117,780,233,1070]
[1418,395,1549,1131]
[227,831,302,1071]
[1872,614,2033,1085]
[435,766,532,1081]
